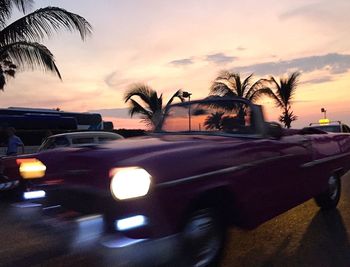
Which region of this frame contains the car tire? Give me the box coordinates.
[314,175,341,210]
[182,207,226,267]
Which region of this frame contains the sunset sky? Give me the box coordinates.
[0,0,349,129]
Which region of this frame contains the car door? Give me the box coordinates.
[232,134,313,227]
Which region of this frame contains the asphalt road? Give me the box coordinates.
[2,173,350,267]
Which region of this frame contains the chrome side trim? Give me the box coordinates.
[301,152,350,168]
[0,180,19,191]
[157,154,294,188]
[158,165,246,188]
[151,132,263,139]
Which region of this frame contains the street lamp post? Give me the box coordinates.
[182,91,192,131]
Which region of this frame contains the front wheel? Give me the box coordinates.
[182,208,226,267]
[314,175,341,210]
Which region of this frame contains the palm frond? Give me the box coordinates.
[0,41,61,80]
[276,72,300,107]
[249,88,283,106]
[210,81,232,96]
[128,98,151,119]
[241,73,253,96]
[211,70,240,95]
[245,78,267,100]
[233,73,243,97]
[286,71,300,95]
[268,76,285,105]
[0,65,4,89]
[279,106,297,128]
[124,84,154,105]
[148,90,161,113]
[11,0,33,13]
[269,76,281,91]
[4,68,14,76]
[0,0,34,26]
[164,89,184,109]
[162,89,184,124]
[157,93,163,111]
[204,111,224,130]
[0,6,92,44]
[212,71,259,99]
[215,70,231,80]
[0,1,13,27]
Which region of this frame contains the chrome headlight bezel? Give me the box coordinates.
[110,167,152,200]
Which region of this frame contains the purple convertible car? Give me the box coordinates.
[3,97,350,266]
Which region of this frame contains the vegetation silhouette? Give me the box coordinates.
[124,83,184,130]
[124,71,301,129]
[204,111,225,130]
[210,71,273,123]
[210,71,269,102]
[260,72,300,128]
[0,0,92,89]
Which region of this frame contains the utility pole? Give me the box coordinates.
[182,91,192,131]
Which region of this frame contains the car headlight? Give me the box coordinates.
[17,158,46,179]
[110,167,151,200]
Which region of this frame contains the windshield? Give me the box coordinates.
[312,125,341,133]
[161,100,254,135]
[39,136,70,151]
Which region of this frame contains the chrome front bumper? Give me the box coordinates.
[97,233,182,266]
[14,204,183,267]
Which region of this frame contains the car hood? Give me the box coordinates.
[32,134,255,190]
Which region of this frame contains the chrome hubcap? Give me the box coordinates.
[328,176,339,200]
[184,209,221,267]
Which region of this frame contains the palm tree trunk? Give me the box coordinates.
[284,107,291,129]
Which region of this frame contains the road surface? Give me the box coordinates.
[2,173,350,267]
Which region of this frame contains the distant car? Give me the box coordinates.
[38,131,124,151]
[309,120,350,133]
[0,131,124,196]
[3,97,350,266]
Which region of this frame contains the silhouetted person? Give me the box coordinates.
[6,127,24,156]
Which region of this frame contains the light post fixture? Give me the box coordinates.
[321,108,327,119]
[182,91,192,131]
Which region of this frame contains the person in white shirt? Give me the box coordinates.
[6,127,24,156]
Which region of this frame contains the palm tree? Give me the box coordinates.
[0,0,92,89]
[204,111,224,130]
[124,84,184,130]
[210,71,270,121]
[261,72,300,128]
[210,71,267,102]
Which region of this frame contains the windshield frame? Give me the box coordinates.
[155,96,265,137]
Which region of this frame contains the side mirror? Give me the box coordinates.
[266,122,283,139]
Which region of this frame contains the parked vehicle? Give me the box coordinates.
[0,107,103,130]
[309,120,350,133]
[0,131,123,195]
[3,97,350,266]
[0,108,106,155]
[38,131,124,151]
